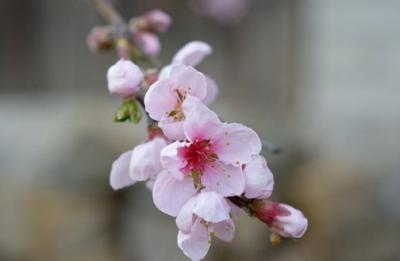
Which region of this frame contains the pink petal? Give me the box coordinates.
[158,117,185,141]
[158,65,172,80]
[152,170,197,216]
[172,41,212,67]
[201,162,245,196]
[176,196,197,233]
[129,137,167,182]
[134,32,161,56]
[144,78,176,121]
[212,122,262,166]
[177,218,211,261]
[107,59,144,97]
[203,76,219,105]
[243,155,274,199]
[169,65,207,100]
[110,150,136,190]
[182,96,222,141]
[160,141,187,180]
[212,219,235,242]
[192,192,231,223]
[275,203,308,238]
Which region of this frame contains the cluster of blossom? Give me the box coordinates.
[89,7,307,261]
[87,9,171,56]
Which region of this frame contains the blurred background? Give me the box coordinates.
[1,0,400,260]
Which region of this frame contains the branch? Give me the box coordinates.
[89,0,124,25]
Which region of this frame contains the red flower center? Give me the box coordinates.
[179,139,218,174]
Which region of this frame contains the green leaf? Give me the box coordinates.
[113,98,142,123]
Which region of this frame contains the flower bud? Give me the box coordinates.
[143,9,172,33]
[134,32,161,56]
[253,200,308,238]
[87,26,113,52]
[107,59,144,97]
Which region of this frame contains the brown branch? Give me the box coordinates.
[89,0,124,25]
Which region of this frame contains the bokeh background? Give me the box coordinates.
[1,0,400,260]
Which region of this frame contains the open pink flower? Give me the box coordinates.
[176,192,235,261]
[107,59,144,97]
[159,41,218,105]
[253,200,308,238]
[110,137,168,190]
[156,97,261,199]
[144,65,207,140]
[243,155,274,199]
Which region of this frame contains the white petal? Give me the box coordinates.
[201,162,245,196]
[183,96,222,141]
[152,170,197,216]
[212,122,262,166]
[129,138,167,182]
[160,141,187,180]
[192,191,231,223]
[176,196,197,233]
[178,218,211,261]
[172,41,212,67]
[243,155,274,199]
[110,150,135,190]
[213,219,235,242]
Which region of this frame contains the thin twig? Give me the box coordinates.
[89,0,124,25]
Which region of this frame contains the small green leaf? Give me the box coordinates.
[113,98,142,123]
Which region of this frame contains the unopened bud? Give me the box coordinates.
[107,59,144,97]
[134,32,161,57]
[253,200,308,238]
[131,9,172,33]
[87,26,113,52]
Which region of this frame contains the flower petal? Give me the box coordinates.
[152,170,197,216]
[144,78,176,121]
[176,196,197,233]
[213,219,235,242]
[201,162,245,196]
[110,150,135,190]
[212,123,262,166]
[169,64,207,100]
[203,76,219,105]
[130,137,167,182]
[183,96,222,141]
[172,41,212,67]
[160,141,187,180]
[243,155,274,199]
[178,218,211,261]
[192,192,230,223]
[158,117,185,141]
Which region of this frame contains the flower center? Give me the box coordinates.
[179,139,218,174]
[167,89,185,121]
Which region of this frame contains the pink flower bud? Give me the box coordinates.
[107,59,144,97]
[143,9,172,33]
[87,26,113,52]
[134,32,161,57]
[253,200,308,238]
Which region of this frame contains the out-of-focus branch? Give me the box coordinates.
[89,0,123,25]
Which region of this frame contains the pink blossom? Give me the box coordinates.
[144,65,207,140]
[109,137,168,190]
[243,155,274,199]
[190,0,249,25]
[158,41,218,105]
[134,32,161,56]
[253,200,308,238]
[171,41,212,67]
[143,9,172,33]
[156,97,261,198]
[87,26,113,52]
[107,59,144,97]
[176,192,235,260]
